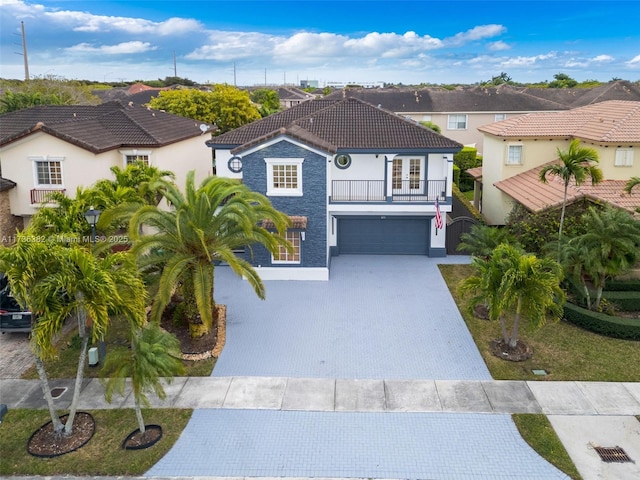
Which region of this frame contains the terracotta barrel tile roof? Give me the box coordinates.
[479,100,640,143]
[495,161,640,214]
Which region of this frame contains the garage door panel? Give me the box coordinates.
[338,217,429,255]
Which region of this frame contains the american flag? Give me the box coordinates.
[435,197,444,230]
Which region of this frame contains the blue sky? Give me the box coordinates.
[1,0,639,86]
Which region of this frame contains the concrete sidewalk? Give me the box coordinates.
[2,376,640,415]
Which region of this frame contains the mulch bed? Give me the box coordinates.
[489,338,533,362]
[27,412,95,458]
[159,303,226,358]
[122,424,162,450]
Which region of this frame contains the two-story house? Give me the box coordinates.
[475,100,640,225]
[0,101,213,231]
[325,81,640,155]
[208,97,462,280]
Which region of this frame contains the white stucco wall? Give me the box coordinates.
[0,131,212,217]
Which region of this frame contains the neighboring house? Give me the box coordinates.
[208,97,462,280]
[0,101,213,228]
[93,82,175,106]
[475,100,640,225]
[275,87,316,109]
[0,177,21,242]
[325,81,640,154]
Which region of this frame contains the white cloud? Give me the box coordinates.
[344,31,442,58]
[592,54,613,62]
[626,54,640,66]
[0,0,45,18]
[488,41,510,51]
[187,31,277,61]
[445,24,506,46]
[501,52,557,67]
[66,41,156,55]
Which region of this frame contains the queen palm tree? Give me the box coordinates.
[0,236,146,435]
[539,139,603,242]
[102,322,184,438]
[571,206,640,310]
[625,176,640,194]
[129,171,291,338]
[460,243,565,350]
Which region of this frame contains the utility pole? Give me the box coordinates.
[16,21,30,81]
[233,62,236,86]
[173,51,177,77]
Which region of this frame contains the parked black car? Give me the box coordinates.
[0,274,32,333]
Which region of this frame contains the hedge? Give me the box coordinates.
[602,291,640,312]
[604,280,640,292]
[563,302,640,340]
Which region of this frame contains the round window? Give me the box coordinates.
[335,154,351,169]
[228,156,243,173]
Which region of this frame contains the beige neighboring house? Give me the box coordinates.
[0,101,214,229]
[325,81,640,155]
[474,100,640,225]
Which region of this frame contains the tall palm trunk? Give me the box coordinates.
[34,355,64,433]
[559,183,569,243]
[508,296,523,348]
[65,297,89,436]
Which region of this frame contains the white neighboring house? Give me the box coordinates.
[475,100,640,225]
[0,101,214,228]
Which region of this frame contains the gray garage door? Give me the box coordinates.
[337,217,430,255]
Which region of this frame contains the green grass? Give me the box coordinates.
[512,415,582,480]
[0,408,192,476]
[21,318,216,379]
[439,263,640,381]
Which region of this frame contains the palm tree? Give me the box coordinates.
[571,206,640,310]
[460,243,565,350]
[625,176,640,194]
[129,171,291,338]
[538,139,603,242]
[0,235,146,435]
[457,223,516,259]
[102,322,184,438]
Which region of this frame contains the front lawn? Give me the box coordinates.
[439,263,640,382]
[0,408,191,476]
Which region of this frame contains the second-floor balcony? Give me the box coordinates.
[30,188,66,205]
[331,179,446,203]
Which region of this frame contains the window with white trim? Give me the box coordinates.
[506,144,523,165]
[615,148,634,167]
[272,231,301,264]
[495,113,506,121]
[31,156,64,186]
[126,154,150,166]
[265,158,303,196]
[447,114,468,130]
[120,149,151,167]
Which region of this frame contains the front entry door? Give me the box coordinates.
[392,157,424,194]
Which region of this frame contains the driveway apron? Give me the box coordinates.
[146,256,568,479]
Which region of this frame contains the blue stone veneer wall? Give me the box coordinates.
[241,139,327,268]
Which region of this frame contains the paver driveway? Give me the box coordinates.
[213,255,490,380]
[147,256,567,479]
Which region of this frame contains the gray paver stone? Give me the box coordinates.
[384,379,441,412]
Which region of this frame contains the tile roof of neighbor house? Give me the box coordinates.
[494,161,640,214]
[478,100,640,142]
[0,101,211,153]
[323,81,640,114]
[208,97,463,154]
